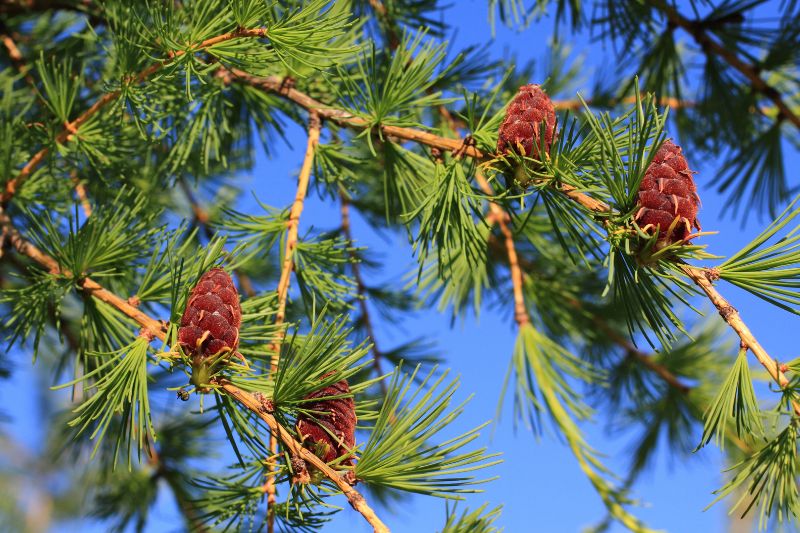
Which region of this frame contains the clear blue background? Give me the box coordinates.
[2,1,796,531]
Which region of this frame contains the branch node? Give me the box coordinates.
[253,392,274,413]
[290,455,310,484]
[341,470,358,486]
[453,134,475,160]
[705,267,721,282]
[718,304,737,321]
[278,75,296,96]
[138,327,155,342]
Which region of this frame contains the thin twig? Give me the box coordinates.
[226,69,485,160]
[511,171,800,414]
[2,26,270,202]
[216,380,390,533]
[366,0,400,50]
[645,0,800,130]
[475,173,529,326]
[1,28,92,211]
[270,112,320,367]
[265,113,321,531]
[178,179,255,297]
[483,233,692,394]
[339,191,388,394]
[0,208,166,338]
[70,174,92,217]
[553,95,695,111]
[1,28,36,87]
[1,209,391,532]
[228,69,792,411]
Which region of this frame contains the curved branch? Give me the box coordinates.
[0,208,166,338]
[0,209,390,532]
[339,191,388,394]
[645,0,800,130]
[476,173,529,327]
[216,380,391,533]
[225,69,792,409]
[271,113,321,369]
[264,113,321,530]
[226,69,485,159]
[2,26,270,203]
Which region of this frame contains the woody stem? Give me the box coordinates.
[265,113,321,531]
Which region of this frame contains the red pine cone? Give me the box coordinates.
[178,268,241,359]
[496,84,557,160]
[296,378,356,465]
[635,140,701,244]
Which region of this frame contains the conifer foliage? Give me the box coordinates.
[1,1,800,532]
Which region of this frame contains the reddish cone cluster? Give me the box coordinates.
[496,84,557,160]
[296,378,356,465]
[635,140,701,244]
[178,268,241,359]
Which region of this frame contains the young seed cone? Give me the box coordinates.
[497,84,557,188]
[177,268,242,387]
[296,378,356,466]
[635,140,701,245]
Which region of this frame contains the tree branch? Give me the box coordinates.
[265,113,320,531]
[215,379,391,533]
[1,26,270,203]
[483,233,693,394]
[0,27,35,86]
[270,113,320,368]
[475,173,529,327]
[645,0,800,130]
[226,69,485,160]
[553,95,695,111]
[226,69,794,411]
[366,0,400,50]
[339,191,388,394]
[0,208,166,338]
[0,206,391,533]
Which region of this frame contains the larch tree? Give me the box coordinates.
[1,0,799,532]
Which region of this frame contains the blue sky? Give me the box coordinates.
[2,1,797,532]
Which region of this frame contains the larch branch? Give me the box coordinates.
[339,191,388,394]
[1,208,390,532]
[70,173,92,217]
[553,95,695,111]
[226,69,485,159]
[645,0,800,130]
[265,113,321,531]
[2,26,270,203]
[270,113,320,369]
[1,29,35,86]
[216,380,391,533]
[226,69,793,408]
[483,234,692,394]
[0,208,166,339]
[475,173,529,327]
